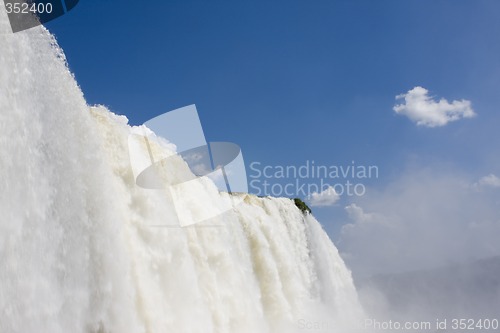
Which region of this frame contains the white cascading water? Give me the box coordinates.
[0,6,363,333]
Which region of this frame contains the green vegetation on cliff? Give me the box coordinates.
[293,198,311,214]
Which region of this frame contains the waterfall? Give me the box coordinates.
[0,6,363,332]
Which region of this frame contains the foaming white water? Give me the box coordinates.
[0,7,363,333]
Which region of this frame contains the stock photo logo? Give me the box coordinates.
[3,0,79,33]
[128,105,248,228]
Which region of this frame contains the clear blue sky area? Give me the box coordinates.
[46,0,500,238]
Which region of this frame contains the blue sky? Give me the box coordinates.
[45,0,500,272]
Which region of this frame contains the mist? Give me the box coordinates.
[337,166,500,330]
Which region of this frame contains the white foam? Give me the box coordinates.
[0,8,363,332]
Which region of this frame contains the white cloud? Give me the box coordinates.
[338,169,500,278]
[184,152,205,163]
[393,86,476,127]
[344,203,391,227]
[345,204,372,223]
[473,174,500,190]
[308,186,340,207]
